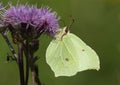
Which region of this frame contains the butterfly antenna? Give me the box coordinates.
[61,17,74,40]
[65,16,74,33]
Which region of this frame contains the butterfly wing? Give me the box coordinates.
[46,32,100,77]
[64,33,100,72]
[46,38,79,77]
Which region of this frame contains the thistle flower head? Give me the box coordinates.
[4,5,59,40]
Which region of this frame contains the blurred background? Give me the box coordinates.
[0,0,120,85]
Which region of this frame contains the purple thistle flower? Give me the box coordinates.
[4,5,59,40]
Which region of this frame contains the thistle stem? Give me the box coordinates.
[25,55,29,85]
[25,40,42,85]
[18,43,25,85]
[31,64,42,85]
[1,32,42,85]
[1,32,25,85]
[1,32,18,60]
[32,71,36,85]
[24,41,30,85]
[27,43,36,85]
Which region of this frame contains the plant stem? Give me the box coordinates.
[1,32,18,60]
[28,44,36,85]
[1,32,42,85]
[1,32,25,85]
[32,71,36,85]
[32,65,41,85]
[24,41,30,85]
[25,55,29,85]
[18,43,25,85]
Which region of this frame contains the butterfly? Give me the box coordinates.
[46,26,100,77]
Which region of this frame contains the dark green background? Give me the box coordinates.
[0,0,120,85]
